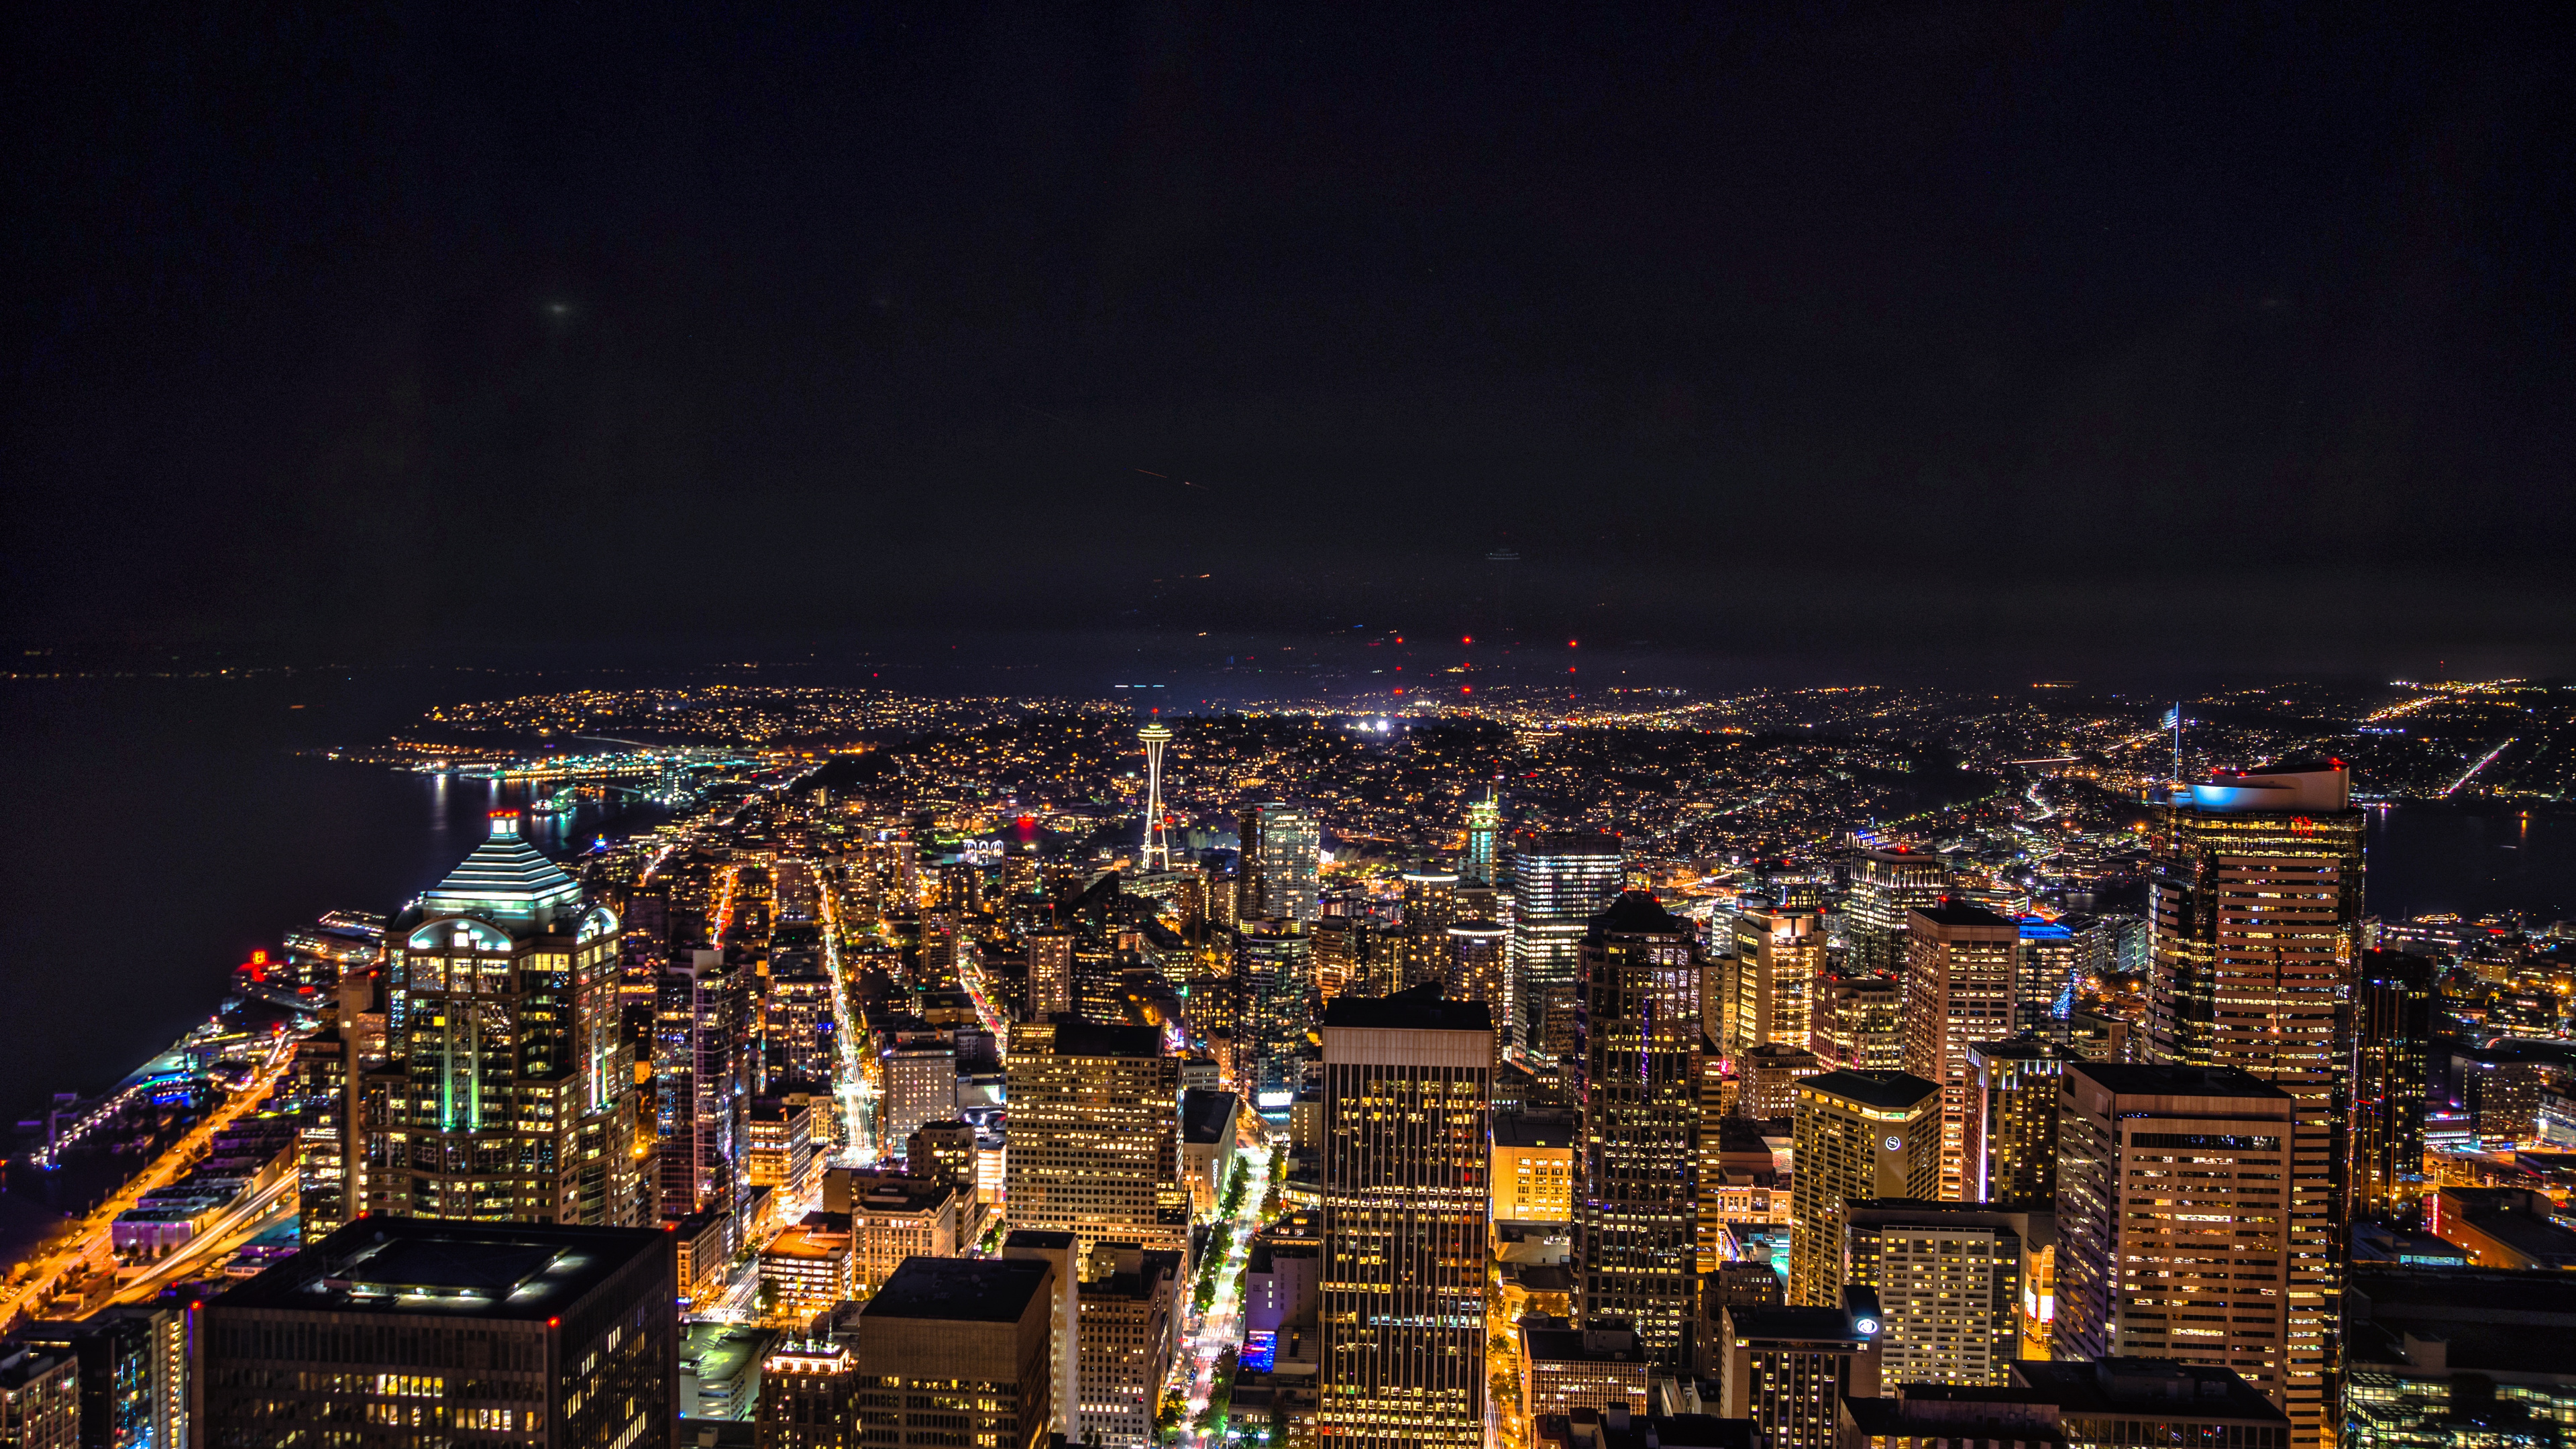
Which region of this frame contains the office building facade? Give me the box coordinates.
[1318,987,1493,1449]
[1788,1072,1939,1307]
[1003,1021,1186,1261]
[1574,894,1704,1367]
[1241,803,1323,926]
[1901,903,2020,1201]
[1509,832,1625,1055]
[364,812,641,1226]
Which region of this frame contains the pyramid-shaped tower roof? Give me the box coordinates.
[419,812,584,928]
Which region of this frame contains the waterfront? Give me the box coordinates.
[4,668,2574,1131]
[0,670,669,1124]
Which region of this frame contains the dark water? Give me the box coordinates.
[0,669,669,1122]
[3,669,2573,1122]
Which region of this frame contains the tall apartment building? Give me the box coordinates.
[1788,1071,1939,1307]
[2051,1063,2298,1412]
[1845,848,1951,978]
[1318,986,1493,1449]
[1811,971,1904,1073]
[1026,928,1074,1020]
[0,1347,77,1449]
[755,1340,861,1449]
[1843,1201,2046,1387]
[1075,1245,1182,1449]
[1713,1291,1886,1449]
[849,1257,1056,1449]
[1509,831,1625,1055]
[1902,902,2020,1201]
[1398,867,1461,987]
[200,1218,676,1449]
[363,812,641,1225]
[1725,905,1825,1057]
[1444,921,1509,1018]
[1574,894,1704,1367]
[2016,916,2080,1035]
[1241,802,1323,925]
[1966,1033,2081,1205]
[1237,920,1314,1103]
[2145,761,2364,1448]
[655,949,749,1222]
[1003,1021,1187,1262]
[2349,951,2434,1222]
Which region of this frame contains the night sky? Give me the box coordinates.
[8,3,2573,676]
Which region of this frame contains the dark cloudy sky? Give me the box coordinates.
[7,3,2573,676]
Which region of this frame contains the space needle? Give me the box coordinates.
[1139,716,1175,871]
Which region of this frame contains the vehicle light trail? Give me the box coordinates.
[813,861,878,1166]
[2443,739,2515,798]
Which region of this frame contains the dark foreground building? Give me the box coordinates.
[197,1218,675,1449]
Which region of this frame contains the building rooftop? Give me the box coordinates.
[1797,1070,1938,1114]
[2063,1062,2295,1102]
[1721,1304,1868,1345]
[1907,900,2018,929]
[1181,1089,1241,1145]
[1494,1110,1578,1150]
[1521,1316,1646,1365]
[1000,1228,1076,1251]
[1322,983,1493,1035]
[414,813,589,928]
[1589,892,1689,938]
[2003,1360,2288,1423]
[1841,1396,2065,1446]
[213,1218,668,1321]
[862,1256,1052,1324]
[2347,1263,2576,1377]
[1036,1020,1165,1059]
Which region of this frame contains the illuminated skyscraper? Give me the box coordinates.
[1236,919,1313,1104]
[2348,951,2434,1223]
[1463,791,1503,886]
[1138,722,1175,872]
[1398,865,1460,987]
[1843,1201,2041,1387]
[1508,830,1623,1053]
[655,949,749,1220]
[1727,904,1825,1058]
[2052,1063,2296,1412]
[1902,902,2019,1201]
[1003,1020,1187,1263]
[364,812,641,1225]
[1845,848,1950,979]
[2145,761,2364,1448]
[1444,920,1508,1014]
[1574,893,1703,1367]
[1319,986,1493,1449]
[1788,1070,1939,1307]
[1964,1032,2079,1205]
[1240,802,1322,924]
[1811,969,1904,1072]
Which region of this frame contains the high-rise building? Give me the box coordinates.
[849,1257,1057,1449]
[1713,1290,1886,1449]
[1491,1110,1576,1225]
[755,1340,861,1449]
[1508,831,1624,1055]
[1574,894,1704,1367]
[2145,761,2364,1448]
[2348,951,2434,1223]
[1726,906,1826,1058]
[0,1347,78,1449]
[1788,1071,1939,1307]
[1318,986,1493,1449]
[1739,1042,1825,1120]
[1845,849,1950,979]
[1241,802,1322,925]
[364,812,641,1225]
[1026,928,1074,1020]
[1000,1230,1081,1440]
[199,1218,676,1449]
[1902,902,2021,1201]
[1811,971,1904,1073]
[1003,1021,1187,1260]
[655,949,749,1221]
[1444,921,1509,1016]
[1842,1201,2045,1387]
[2016,916,2080,1036]
[1398,867,1461,987]
[1075,1244,1182,1449]
[15,1305,187,1449]
[1237,920,1314,1104]
[1965,1032,2081,1205]
[2051,1063,2297,1411]
[1464,793,1503,888]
